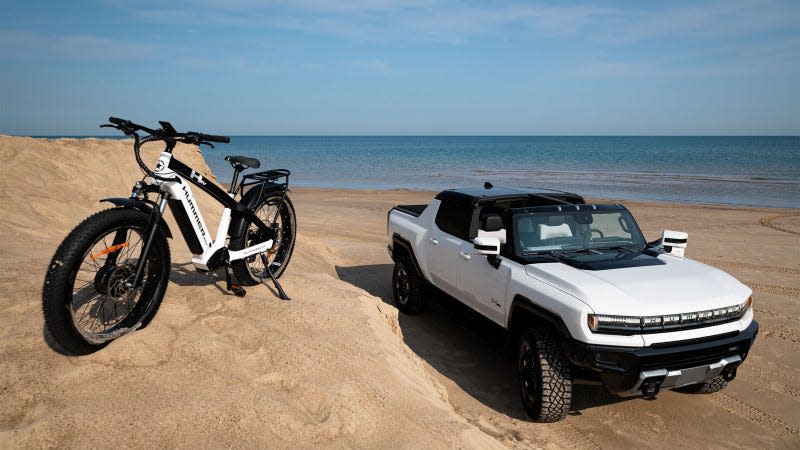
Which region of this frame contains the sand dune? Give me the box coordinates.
[0,136,499,448]
[1,136,798,448]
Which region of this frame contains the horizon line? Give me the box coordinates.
[5,133,800,138]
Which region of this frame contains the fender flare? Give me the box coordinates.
[390,234,425,278]
[507,294,572,339]
[100,198,173,239]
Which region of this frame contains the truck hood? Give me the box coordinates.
[524,253,751,316]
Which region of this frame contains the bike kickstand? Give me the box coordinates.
[265,266,290,301]
[224,264,246,297]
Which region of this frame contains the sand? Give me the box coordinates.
[1,136,798,448]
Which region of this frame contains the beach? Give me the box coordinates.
[1,136,799,448]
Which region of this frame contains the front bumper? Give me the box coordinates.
[564,320,758,395]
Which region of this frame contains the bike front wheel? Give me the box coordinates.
[42,208,171,355]
[230,191,296,285]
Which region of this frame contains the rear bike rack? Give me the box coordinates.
[237,168,292,300]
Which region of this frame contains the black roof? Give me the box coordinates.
[435,186,584,205]
[515,203,627,214]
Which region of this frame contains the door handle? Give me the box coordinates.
[459,251,471,260]
[429,237,438,245]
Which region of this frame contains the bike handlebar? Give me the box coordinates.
[101,117,230,182]
[188,132,230,144]
[108,116,158,135]
[106,117,230,144]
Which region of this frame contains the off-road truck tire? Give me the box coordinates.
[518,328,572,422]
[392,258,426,314]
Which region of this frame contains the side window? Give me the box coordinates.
[435,200,473,240]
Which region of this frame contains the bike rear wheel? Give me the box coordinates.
[42,208,171,355]
[230,191,296,285]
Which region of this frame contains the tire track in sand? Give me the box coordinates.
[559,422,601,450]
[745,282,800,298]
[758,322,800,349]
[740,366,800,402]
[708,393,799,437]
[760,214,800,236]
[755,308,795,321]
[455,407,600,449]
[697,259,800,276]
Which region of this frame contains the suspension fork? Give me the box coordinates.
[124,193,170,289]
[105,228,129,267]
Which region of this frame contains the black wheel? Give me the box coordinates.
[679,376,728,394]
[42,208,171,355]
[517,328,572,422]
[230,191,296,285]
[392,258,426,314]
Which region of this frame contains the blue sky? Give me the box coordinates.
[1,0,798,135]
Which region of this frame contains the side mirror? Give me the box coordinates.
[474,236,500,255]
[661,230,688,257]
[481,214,504,232]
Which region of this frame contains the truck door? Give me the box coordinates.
[428,198,473,298]
[459,250,510,326]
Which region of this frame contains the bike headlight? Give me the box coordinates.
[587,296,753,334]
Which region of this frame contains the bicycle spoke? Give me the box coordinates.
[69,225,151,339]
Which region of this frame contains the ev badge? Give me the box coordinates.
[190,169,207,185]
[155,160,165,172]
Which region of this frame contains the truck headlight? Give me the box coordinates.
[587,296,753,334]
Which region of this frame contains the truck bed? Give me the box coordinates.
[392,204,427,217]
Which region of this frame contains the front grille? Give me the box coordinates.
[639,342,743,371]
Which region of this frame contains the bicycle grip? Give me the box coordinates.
[191,132,230,143]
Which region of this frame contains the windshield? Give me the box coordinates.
[513,208,646,256]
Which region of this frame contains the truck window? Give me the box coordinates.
[435,199,472,240]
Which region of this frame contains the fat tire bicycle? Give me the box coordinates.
[42,117,296,355]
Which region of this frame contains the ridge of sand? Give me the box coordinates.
[0,136,501,448]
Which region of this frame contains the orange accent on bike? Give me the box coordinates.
[90,242,129,260]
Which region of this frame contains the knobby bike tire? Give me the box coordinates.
[42,208,171,355]
[229,191,296,285]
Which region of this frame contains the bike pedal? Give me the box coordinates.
[231,285,246,297]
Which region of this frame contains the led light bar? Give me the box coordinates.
[588,297,752,334]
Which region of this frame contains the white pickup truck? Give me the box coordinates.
[387,186,758,422]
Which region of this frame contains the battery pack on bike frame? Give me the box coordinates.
[168,199,205,254]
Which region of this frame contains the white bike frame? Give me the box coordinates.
[152,151,274,271]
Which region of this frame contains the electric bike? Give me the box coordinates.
[43,117,296,354]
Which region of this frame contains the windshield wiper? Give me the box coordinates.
[595,245,636,253]
[558,248,602,255]
[522,251,564,262]
[524,248,599,259]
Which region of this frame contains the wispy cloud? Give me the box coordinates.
[123,0,800,56]
[0,30,163,61]
[352,58,392,73]
[126,1,613,43]
[607,0,798,43]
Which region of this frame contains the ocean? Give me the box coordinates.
[47,135,800,208]
[198,136,800,208]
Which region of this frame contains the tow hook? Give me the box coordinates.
[641,375,666,399]
[722,363,739,381]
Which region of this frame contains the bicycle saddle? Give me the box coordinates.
[225,155,261,169]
